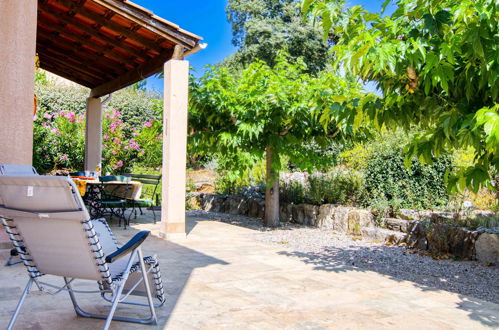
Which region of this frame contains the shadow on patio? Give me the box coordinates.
[278,246,499,328]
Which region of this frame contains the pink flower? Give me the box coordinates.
[105,114,111,119]
[140,150,145,155]
[57,131,62,136]
[113,137,120,144]
[76,116,84,123]
[112,165,118,170]
[33,115,38,121]
[60,112,66,117]
[104,135,109,140]
[131,127,136,131]
[124,146,129,150]
[43,113,52,120]
[110,122,118,132]
[144,121,152,127]
[60,155,68,160]
[112,150,117,155]
[53,113,59,119]
[67,111,75,122]
[41,122,49,128]
[113,109,121,119]
[117,160,123,167]
[101,157,105,161]
[132,132,139,137]
[50,128,58,134]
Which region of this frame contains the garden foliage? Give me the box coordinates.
[303,0,499,192]
[33,81,163,174]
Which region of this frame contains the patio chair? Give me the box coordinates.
[0,164,39,266]
[85,176,132,228]
[0,175,165,330]
[124,173,162,223]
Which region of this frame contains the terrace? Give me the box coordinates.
[0,211,497,328]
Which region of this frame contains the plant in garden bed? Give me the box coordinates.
[190,52,369,226]
[33,110,85,174]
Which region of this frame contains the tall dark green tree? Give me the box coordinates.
[225,0,330,74]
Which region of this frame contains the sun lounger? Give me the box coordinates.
[0,175,165,330]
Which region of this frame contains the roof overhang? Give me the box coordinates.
[37,0,204,97]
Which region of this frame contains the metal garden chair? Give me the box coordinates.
[0,175,165,330]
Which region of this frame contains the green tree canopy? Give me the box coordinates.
[225,0,330,73]
[189,52,368,226]
[303,0,498,192]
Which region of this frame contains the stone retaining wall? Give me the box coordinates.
[194,193,499,264]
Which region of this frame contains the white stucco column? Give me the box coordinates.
[0,0,37,165]
[85,97,103,172]
[160,59,189,239]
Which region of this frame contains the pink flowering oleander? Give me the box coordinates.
[50,128,58,134]
[60,112,66,117]
[112,150,117,155]
[117,160,123,167]
[124,146,129,150]
[113,137,120,144]
[112,165,118,170]
[104,135,109,140]
[144,121,152,127]
[67,112,76,122]
[105,114,111,119]
[43,113,52,120]
[60,155,68,160]
[132,132,139,137]
[113,109,121,119]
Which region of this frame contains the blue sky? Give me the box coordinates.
[133,0,394,93]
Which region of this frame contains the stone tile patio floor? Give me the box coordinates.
[0,211,498,329]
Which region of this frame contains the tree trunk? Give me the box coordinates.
[264,145,280,227]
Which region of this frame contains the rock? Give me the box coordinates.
[426,224,479,259]
[279,203,293,223]
[383,218,409,233]
[317,205,374,233]
[361,227,407,244]
[200,194,227,212]
[406,221,428,250]
[247,198,265,219]
[302,204,319,226]
[228,197,248,216]
[475,233,499,264]
[291,204,305,225]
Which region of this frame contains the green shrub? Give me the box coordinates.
[280,180,307,204]
[215,159,266,195]
[307,168,364,205]
[362,133,452,210]
[280,168,364,205]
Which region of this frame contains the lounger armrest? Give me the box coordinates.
[105,230,150,263]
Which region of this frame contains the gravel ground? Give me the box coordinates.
[188,210,499,304]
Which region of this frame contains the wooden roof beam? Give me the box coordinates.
[37,32,129,74]
[37,43,113,80]
[94,0,198,48]
[41,62,96,88]
[37,20,137,65]
[39,6,150,59]
[53,0,165,53]
[90,49,173,97]
[37,49,109,82]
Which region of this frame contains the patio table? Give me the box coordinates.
[72,178,143,200]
